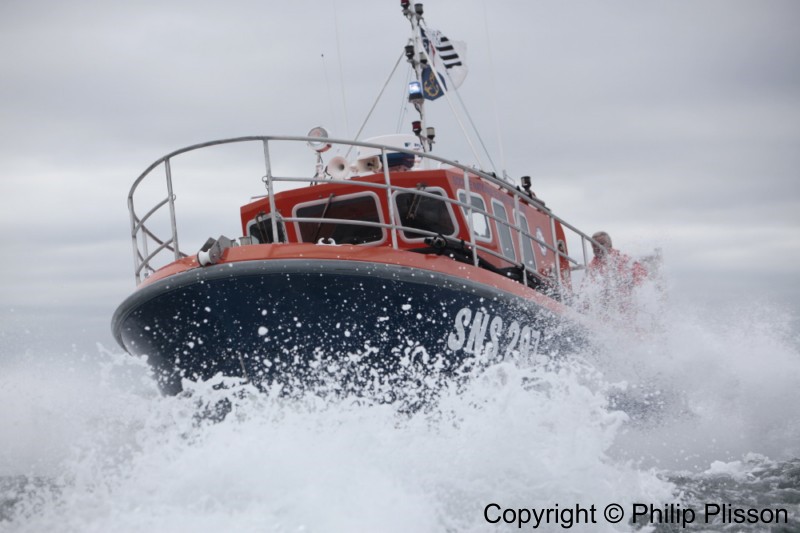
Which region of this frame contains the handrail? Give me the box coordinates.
[127,135,600,287]
[135,238,176,278]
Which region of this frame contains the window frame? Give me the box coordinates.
[456,189,493,243]
[514,210,538,270]
[291,191,387,246]
[392,186,460,243]
[245,213,286,244]
[491,198,517,262]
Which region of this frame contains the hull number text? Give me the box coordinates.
[447,307,541,360]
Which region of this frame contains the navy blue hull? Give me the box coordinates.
[112,259,582,396]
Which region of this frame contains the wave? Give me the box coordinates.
[2,273,798,531]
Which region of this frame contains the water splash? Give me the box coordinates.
[578,272,800,471]
[2,346,673,532]
[2,269,799,531]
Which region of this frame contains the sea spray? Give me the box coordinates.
[3,269,799,531]
[578,274,800,470]
[2,346,673,532]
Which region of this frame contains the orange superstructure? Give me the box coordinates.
[237,168,569,292]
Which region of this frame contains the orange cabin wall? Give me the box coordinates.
[239,169,571,284]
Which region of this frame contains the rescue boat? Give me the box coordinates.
[112,3,598,397]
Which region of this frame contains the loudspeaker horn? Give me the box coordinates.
[356,155,382,174]
[325,156,351,180]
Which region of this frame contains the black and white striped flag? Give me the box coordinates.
[422,28,468,90]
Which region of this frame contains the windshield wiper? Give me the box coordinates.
[311,193,336,242]
[405,183,427,221]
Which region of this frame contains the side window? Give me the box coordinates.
[517,212,537,269]
[394,188,456,240]
[491,200,516,261]
[294,193,384,245]
[247,215,286,244]
[457,191,492,242]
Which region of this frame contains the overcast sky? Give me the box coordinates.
[1,0,798,353]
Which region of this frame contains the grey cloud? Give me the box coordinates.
[1,0,799,351]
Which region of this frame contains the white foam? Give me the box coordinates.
[3,350,673,531]
[4,267,798,530]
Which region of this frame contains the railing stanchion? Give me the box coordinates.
[514,194,527,287]
[165,158,180,260]
[582,236,589,270]
[129,196,142,285]
[463,170,478,267]
[381,149,398,249]
[262,140,281,242]
[549,214,561,292]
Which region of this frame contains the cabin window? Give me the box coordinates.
[516,212,537,270]
[491,200,516,261]
[294,193,384,245]
[394,188,457,240]
[457,191,492,242]
[247,215,286,244]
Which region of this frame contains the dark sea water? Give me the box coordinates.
[1,278,798,532]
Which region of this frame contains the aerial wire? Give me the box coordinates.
[346,51,406,158]
[332,0,351,138]
[482,0,507,179]
[396,66,412,133]
[417,20,493,173]
[448,76,499,176]
[320,53,337,132]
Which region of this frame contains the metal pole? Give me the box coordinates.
[514,194,527,287]
[549,215,561,290]
[164,158,180,261]
[463,170,478,267]
[128,195,141,285]
[381,149,398,249]
[409,10,425,135]
[262,140,280,242]
[582,235,589,269]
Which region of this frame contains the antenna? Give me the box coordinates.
[320,53,338,132]
[332,0,351,138]
[482,0,507,178]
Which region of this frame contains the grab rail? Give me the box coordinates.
[127,136,600,291]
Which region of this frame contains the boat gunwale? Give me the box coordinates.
[112,249,572,347]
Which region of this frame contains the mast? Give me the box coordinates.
[400,1,487,173]
[401,1,434,153]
